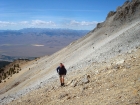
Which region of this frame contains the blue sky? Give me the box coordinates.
[0,0,126,30]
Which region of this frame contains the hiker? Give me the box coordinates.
[56,63,67,86]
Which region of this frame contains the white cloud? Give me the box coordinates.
[31,20,56,26]
[69,20,98,26]
[18,20,57,28]
[0,20,98,30]
[0,21,16,27]
[60,20,99,30]
[19,21,29,25]
[0,20,56,29]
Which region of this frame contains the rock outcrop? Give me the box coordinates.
[94,0,140,31]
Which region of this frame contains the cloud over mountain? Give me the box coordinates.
[0,21,16,27]
[31,20,56,27]
[69,20,98,26]
[0,20,99,30]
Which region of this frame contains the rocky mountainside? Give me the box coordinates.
[9,48,140,105]
[0,0,140,105]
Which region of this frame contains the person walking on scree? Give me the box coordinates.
[56,63,67,86]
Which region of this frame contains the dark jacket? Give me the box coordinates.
[57,66,67,75]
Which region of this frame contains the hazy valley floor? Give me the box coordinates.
[8,48,140,105]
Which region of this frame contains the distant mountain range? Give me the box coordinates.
[0,28,90,61]
[0,55,36,62]
[0,28,89,36]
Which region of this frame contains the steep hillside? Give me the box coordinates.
[0,59,31,84]
[9,48,140,105]
[0,0,140,105]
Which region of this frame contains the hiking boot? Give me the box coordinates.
[61,83,65,86]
